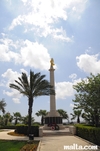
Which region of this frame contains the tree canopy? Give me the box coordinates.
[73,73,100,127]
[57,109,69,120]
[0,99,6,114]
[13,112,22,125]
[35,110,48,125]
[70,110,82,123]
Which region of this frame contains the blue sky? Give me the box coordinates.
[0,0,100,122]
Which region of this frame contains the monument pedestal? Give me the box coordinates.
[44,111,65,130]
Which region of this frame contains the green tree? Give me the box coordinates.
[35,110,48,125]
[9,70,55,134]
[13,112,21,125]
[3,112,10,125]
[73,73,100,127]
[0,115,4,126]
[70,110,82,123]
[9,115,13,124]
[57,109,69,121]
[22,115,35,125]
[0,99,6,114]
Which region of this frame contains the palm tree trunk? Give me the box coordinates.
[41,116,43,125]
[27,97,33,135]
[15,119,17,125]
[91,114,95,126]
[77,116,80,123]
[5,119,7,126]
[94,109,99,127]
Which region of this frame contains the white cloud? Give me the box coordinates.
[36,26,72,42]
[2,69,22,104]
[0,44,10,62]
[85,46,92,53]
[2,68,28,88]
[3,89,21,98]
[12,98,20,104]
[21,0,27,4]
[0,37,51,70]
[9,0,68,30]
[45,27,72,42]
[9,15,23,30]
[53,34,72,42]
[55,81,74,99]
[55,77,86,100]
[72,6,76,11]
[0,38,21,62]
[20,40,50,70]
[69,73,77,80]
[73,78,83,85]
[3,89,22,104]
[76,53,100,74]
[2,69,21,87]
[2,69,23,104]
[9,0,88,40]
[70,103,74,108]
[20,69,28,75]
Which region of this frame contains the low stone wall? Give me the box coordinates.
[69,126,76,135]
[39,127,43,137]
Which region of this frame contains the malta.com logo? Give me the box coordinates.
[64,143,98,150]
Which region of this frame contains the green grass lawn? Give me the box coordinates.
[0,140,39,151]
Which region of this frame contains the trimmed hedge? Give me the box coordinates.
[15,125,39,137]
[0,125,39,137]
[32,122,41,126]
[0,126,15,129]
[75,124,100,145]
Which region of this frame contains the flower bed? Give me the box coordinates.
[20,141,38,151]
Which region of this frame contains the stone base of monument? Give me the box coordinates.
[43,111,65,130]
[43,124,65,130]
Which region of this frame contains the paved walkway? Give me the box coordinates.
[0,130,28,140]
[40,136,100,151]
[0,129,100,151]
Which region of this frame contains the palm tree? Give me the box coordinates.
[13,112,21,125]
[70,110,82,123]
[0,115,5,126]
[0,99,6,114]
[9,70,55,134]
[9,115,13,124]
[35,110,48,125]
[57,109,69,123]
[22,115,35,125]
[3,112,10,125]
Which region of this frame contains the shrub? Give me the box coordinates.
[32,122,41,126]
[15,125,39,137]
[33,122,40,125]
[32,123,40,126]
[75,124,100,145]
[16,124,26,126]
[0,126,16,129]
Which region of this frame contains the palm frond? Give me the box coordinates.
[9,70,55,100]
[0,99,6,114]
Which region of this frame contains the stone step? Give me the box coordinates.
[43,131,72,136]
